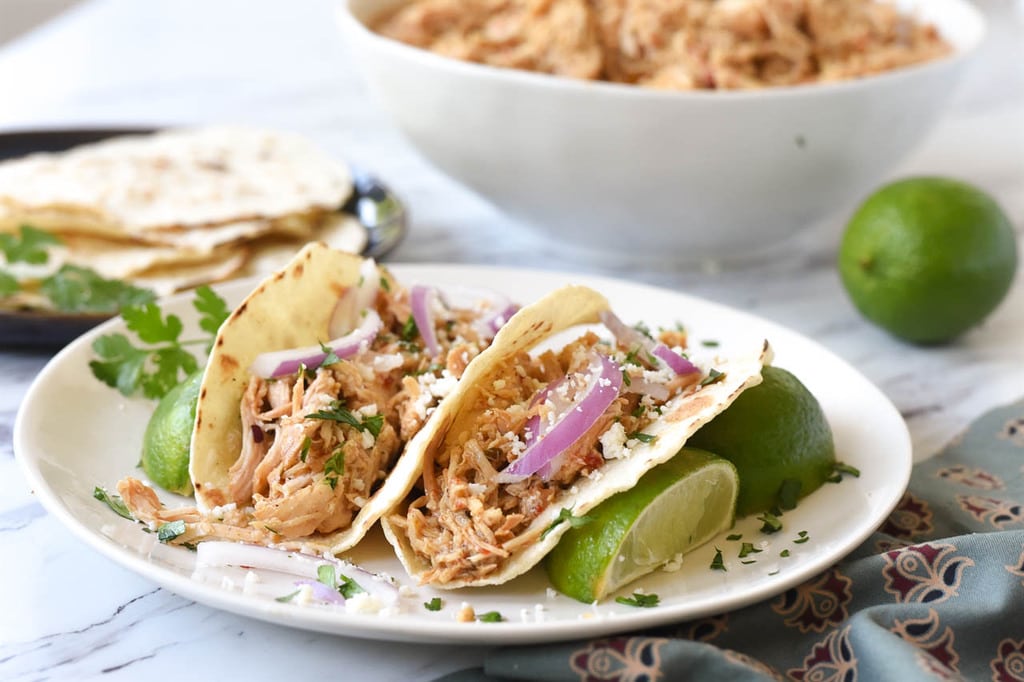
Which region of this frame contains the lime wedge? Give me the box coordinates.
[545,448,738,603]
[141,370,202,496]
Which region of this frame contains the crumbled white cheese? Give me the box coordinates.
[296,583,314,606]
[372,353,405,373]
[361,429,375,449]
[493,379,506,390]
[427,371,458,399]
[210,502,237,518]
[600,422,632,460]
[220,576,237,591]
[345,592,384,614]
[357,403,379,417]
[504,431,526,460]
[643,367,675,385]
[398,585,417,599]
[243,570,261,594]
[546,588,558,600]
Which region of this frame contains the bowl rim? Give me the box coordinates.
[337,0,986,102]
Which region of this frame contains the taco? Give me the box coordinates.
[381,286,770,587]
[117,242,516,553]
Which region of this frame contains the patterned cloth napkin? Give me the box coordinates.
[438,398,1024,682]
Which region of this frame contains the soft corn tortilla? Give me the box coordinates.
[382,287,770,588]
[188,243,415,553]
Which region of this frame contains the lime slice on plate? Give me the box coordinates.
[140,370,202,496]
[545,447,738,603]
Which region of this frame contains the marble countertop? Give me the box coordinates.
[1,1,1021,679]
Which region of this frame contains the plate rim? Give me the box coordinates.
[13,263,912,644]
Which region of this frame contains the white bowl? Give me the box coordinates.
[338,0,985,259]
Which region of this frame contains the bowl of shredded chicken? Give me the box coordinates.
[338,0,984,258]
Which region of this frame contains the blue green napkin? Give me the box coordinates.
[439,398,1024,681]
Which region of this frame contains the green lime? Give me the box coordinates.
[545,448,737,603]
[141,370,202,496]
[838,176,1017,344]
[687,366,835,518]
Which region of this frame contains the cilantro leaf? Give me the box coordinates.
[0,270,20,297]
[738,542,762,558]
[337,574,364,599]
[40,264,156,313]
[307,401,383,438]
[319,341,341,368]
[122,302,184,344]
[193,285,230,337]
[93,486,134,520]
[541,507,594,540]
[0,225,61,264]
[700,368,725,387]
[323,448,345,489]
[758,511,783,534]
[317,564,336,587]
[424,597,443,611]
[477,610,504,622]
[276,590,300,603]
[157,520,187,543]
[400,314,418,342]
[90,333,151,396]
[615,592,659,608]
[710,547,726,571]
[627,431,657,444]
[299,436,312,463]
[777,478,802,511]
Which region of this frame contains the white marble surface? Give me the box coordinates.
[0,1,1022,679]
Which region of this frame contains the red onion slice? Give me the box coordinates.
[194,541,398,605]
[329,258,381,338]
[600,310,699,376]
[249,309,382,378]
[293,579,348,604]
[496,352,622,484]
[410,285,441,357]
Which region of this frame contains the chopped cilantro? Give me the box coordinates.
[758,512,783,534]
[741,560,757,565]
[793,531,810,544]
[738,542,762,558]
[0,225,61,265]
[700,368,725,387]
[379,276,391,292]
[701,339,720,347]
[780,549,791,558]
[93,486,134,520]
[299,436,312,463]
[424,597,443,611]
[411,362,444,377]
[41,264,156,313]
[541,507,594,540]
[827,461,862,483]
[632,321,653,338]
[323,448,346,489]
[192,285,231,341]
[630,403,646,419]
[401,314,418,342]
[317,564,336,587]
[306,400,384,438]
[627,431,657,444]
[615,592,660,608]
[777,478,802,511]
[318,342,341,368]
[621,369,632,387]
[337,574,364,599]
[0,271,19,297]
[478,610,504,622]
[276,590,300,603]
[710,547,726,571]
[726,533,743,541]
[157,520,187,543]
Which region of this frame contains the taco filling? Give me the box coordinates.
[117,245,516,552]
[384,297,768,587]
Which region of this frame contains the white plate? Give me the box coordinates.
[14,264,911,645]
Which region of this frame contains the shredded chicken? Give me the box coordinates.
[375,0,952,90]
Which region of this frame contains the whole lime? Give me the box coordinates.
[838,177,1017,344]
[687,366,835,518]
[141,370,203,496]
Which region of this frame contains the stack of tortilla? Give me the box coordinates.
[0,126,366,309]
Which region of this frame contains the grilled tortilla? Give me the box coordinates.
[382,286,769,588]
